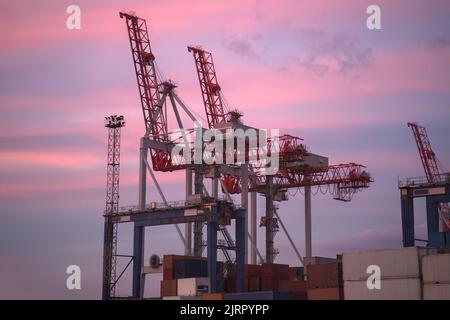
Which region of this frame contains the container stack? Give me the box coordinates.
[260,263,290,291]
[225,263,299,294]
[161,255,223,299]
[422,253,450,300]
[342,247,436,300]
[306,261,343,300]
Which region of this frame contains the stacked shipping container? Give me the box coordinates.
[161,255,222,298]
[422,253,450,300]
[306,262,343,300]
[342,247,436,300]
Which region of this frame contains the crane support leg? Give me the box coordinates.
[207,211,218,293]
[305,185,312,259]
[241,164,249,263]
[265,177,274,263]
[194,166,204,256]
[132,225,145,298]
[426,199,441,248]
[400,191,415,247]
[185,168,193,256]
[235,208,246,292]
[250,191,257,264]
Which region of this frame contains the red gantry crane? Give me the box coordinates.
[188,46,372,263]
[408,122,450,231]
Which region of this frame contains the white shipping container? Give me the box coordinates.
[423,284,450,300]
[344,278,421,300]
[162,296,201,300]
[162,296,181,300]
[422,253,450,283]
[177,277,210,296]
[304,256,337,266]
[342,247,435,281]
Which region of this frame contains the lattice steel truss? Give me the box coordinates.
[102,115,125,300]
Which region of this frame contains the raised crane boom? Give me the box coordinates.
[222,163,372,201]
[188,46,226,128]
[407,122,440,182]
[407,122,450,230]
[120,12,167,138]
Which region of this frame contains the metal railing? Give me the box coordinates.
[115,195,237,214]
[398,173,450,188]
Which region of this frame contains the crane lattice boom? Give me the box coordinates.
[188,46,226,128]
[407,122,450,230]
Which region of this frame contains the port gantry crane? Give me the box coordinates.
[187,46,373,264]
[399,123,450,249]
[106,11,373,299]
[110,12,254,299]
[408,122,450,231]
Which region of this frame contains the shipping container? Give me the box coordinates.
[227,264,262,277]
[162,296,201,300]
[344,278,421,300]
[225,277,236,293]
[308,287,343,300]
[342,247,436,281]
[260,263,289,277]
[177,277,210,296]
[163,268,174,281]
[248,277,260,292]
[288,267,300,280]
[260,276,284,291]
[224,291,291,300]
[174,259,207,279]
[278,279,308,292]
[423,283,450,300]
[160,279,177,297]
[163,254,206,270]
[201,293,224,300]
[246,264,262,277]
[304,256,337,266]
[307,263,342,288]
[290,291,308,300]
[422,253,450,283]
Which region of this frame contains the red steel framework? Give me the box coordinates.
[188,46,226,128]
[408,122,441,182]
[407,122,450,230]
[119,12,373,267]
[120,12,174,171]
[188,46,372,202]
[222,163,371,201]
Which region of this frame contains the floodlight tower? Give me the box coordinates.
[102,115,125,300]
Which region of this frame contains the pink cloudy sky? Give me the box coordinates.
[1,0,450,298]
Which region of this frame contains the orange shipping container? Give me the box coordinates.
[202,293,224,300]
[260,276,285,291]
[307,263,342,288]
[308,287,343,300]
[291,291,308,300]
[160,279,177,297]
[288,267,300,280]
[248,277,260,292]
[278,279,308,292]
[163,268,174,281]
[225,277,249,293]
[260,263,290,277]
